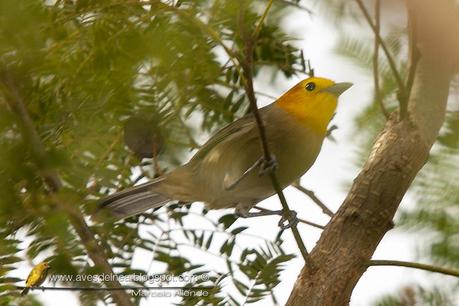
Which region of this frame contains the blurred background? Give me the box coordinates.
[1,0,458,305]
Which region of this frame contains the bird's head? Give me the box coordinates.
[275,77,352,135]
[39,261,50,270]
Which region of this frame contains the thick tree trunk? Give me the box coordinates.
[286,1,456,304]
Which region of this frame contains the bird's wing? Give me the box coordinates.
[25,269,35,287]
[189,115,254,162]
[37,268,49,286]
[189,104,272,163]
[25,274,32,287]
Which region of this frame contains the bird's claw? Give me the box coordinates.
[235,206,298,230]
[259,155,277,176]
[278,210,298,230]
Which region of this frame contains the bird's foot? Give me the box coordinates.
[258,154,277,176]
[278,210,299,230]
[235,206,298,230]
[235,208,283,218]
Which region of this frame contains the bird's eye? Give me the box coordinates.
[305,82,316,91]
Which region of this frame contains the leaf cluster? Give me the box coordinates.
[0,0,306,304]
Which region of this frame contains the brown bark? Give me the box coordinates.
[286,1,455,304]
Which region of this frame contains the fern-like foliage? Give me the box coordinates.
[0,0,307,304]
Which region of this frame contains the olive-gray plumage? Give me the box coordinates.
[99,78,352,220]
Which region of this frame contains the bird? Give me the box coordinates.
[21,261,50,295]
[98,77,352,223]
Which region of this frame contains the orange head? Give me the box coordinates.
[37,261,50,271]
[275,77,352,135]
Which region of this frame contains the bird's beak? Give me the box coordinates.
[323,82,353,96]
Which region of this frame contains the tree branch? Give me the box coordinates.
[367,260,459,278]
[286,57,452,306]
[239,0,312,265]
[292,184,334,217]
[372,0,389,119]
[277,0,313,15]
[215,80,278,100]
[253,207,325,229]
[141,0,244,81]
[253,0,275,38]
[405,0,421,102]
[1,72,134,306]
[354,0,406,115]
[286,0,454,301]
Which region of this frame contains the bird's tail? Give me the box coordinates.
[21,287,30,296]
[96,178,171,221]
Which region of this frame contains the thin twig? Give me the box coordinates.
[151,225,276,242]
[150,0,242,77]
[367,260,459,278]
[241,270,262,306]
[177,242,242,265]
[1,72,134,306]
[306,59,314,77]
[253,0,275,38]
[240,0,312,265]
[292,184,334,217]
[253,207,325,229]
[373,0,389,119]
[216,80,278,100]
[15,285,213,292]
[405,1,421,110]
[254,60,307,75]
[354,0,405,101]
[277,0,313,15]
